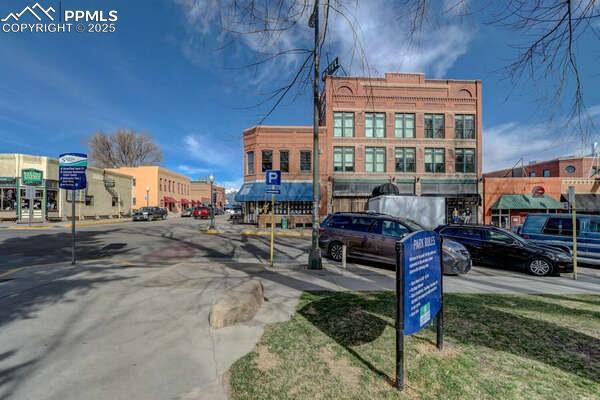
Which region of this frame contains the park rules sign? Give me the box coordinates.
[395,230,443,391]
[401,230,442,334]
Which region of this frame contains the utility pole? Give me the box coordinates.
[308,0,322,269]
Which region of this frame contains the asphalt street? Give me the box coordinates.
[0,216,598,400]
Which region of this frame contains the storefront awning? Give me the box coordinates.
[163,196,177,204]
[420,179,478,195]
[560,193,600,212]
[235,182,313,202]
[333,178,415,197]
[180,198,190,204]
[491,194,562,210]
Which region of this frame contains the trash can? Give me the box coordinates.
[282,216,288,229]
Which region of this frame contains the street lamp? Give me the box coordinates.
[209,174,215,230]
[146,186,150,208]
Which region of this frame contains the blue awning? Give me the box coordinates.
[235,182,314,202]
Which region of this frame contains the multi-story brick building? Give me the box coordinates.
[323,72,482,219]
[236,72,483,226]
[110,166,198,212]
[237,126,327,227]
[484,155,600,178]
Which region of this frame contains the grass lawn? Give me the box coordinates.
[229,292,600,400]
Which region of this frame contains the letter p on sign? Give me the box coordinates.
[265,170,281,186]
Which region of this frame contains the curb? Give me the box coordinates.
[241,229,311,238]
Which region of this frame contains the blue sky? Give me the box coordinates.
[1,0,599,189]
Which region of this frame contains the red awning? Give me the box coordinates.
[180,198,190,204]
[164,196,176,204]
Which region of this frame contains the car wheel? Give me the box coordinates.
[528,258,553,276]
[328,242,344,262]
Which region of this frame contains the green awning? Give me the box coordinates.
[490,194,563,210]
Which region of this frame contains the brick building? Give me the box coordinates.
[484,156,600,178]
[236,72,483,226]
[110,166,198,213]
[190,179,226,208]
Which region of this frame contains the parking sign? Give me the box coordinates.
[265,170,281,186]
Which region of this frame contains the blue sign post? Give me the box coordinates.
[59,153,88,265]
[265,170,281,267]
[395,230,443,391]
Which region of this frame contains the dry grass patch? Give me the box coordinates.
[319,347,361,388]
[254,345,280,372]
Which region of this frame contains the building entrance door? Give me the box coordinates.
[20,188,44,222]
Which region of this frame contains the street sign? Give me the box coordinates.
[59,153,88,190]
[21,169,43,186]
[395,230,443,391]
[265,170,281,186]
[266,189,281,194]
[401,231,442,335]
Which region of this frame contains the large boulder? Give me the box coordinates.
[209,279,264,329]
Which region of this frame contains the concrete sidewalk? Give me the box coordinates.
[1,259,598,400]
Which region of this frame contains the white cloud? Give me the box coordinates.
[177,164,210,177]
[174,0,472,79]
[327,1,472,77]
[183,134,241,168]
[484,122,589,172]
[220,178,244,191]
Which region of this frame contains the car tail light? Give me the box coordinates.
[521,234,530,239]
[318,227,325,234]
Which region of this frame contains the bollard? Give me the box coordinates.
[342,243,347,271]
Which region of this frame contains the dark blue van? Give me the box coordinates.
[520,213,600,265]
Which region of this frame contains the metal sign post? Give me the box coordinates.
[265,170,281,268]
[568,186,578,280]
[395,231,443,391]
[59,153,88,265]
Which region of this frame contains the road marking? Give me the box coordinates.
[6,225,57,230]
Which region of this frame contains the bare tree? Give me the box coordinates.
[88,129,163,168]
[399,0,600,136]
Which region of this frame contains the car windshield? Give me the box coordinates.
[493,227,527,244]
[399,218,425,231]
[139,207,152,212]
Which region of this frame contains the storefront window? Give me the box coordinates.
[47,190,58,211]
[1,188,16,210]
[491,210,510,229]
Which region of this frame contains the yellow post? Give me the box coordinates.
[572,198,578,280]
[270,191,275,267]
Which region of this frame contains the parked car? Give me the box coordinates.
[132,207,164,221]
[181,208,193,217]
[520,213,600,265]
[319,212,471,275]
[193,206,211,219]
[157,207,168,219]
[435,224,573,276]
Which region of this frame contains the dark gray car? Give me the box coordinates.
[318,212,471,275]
